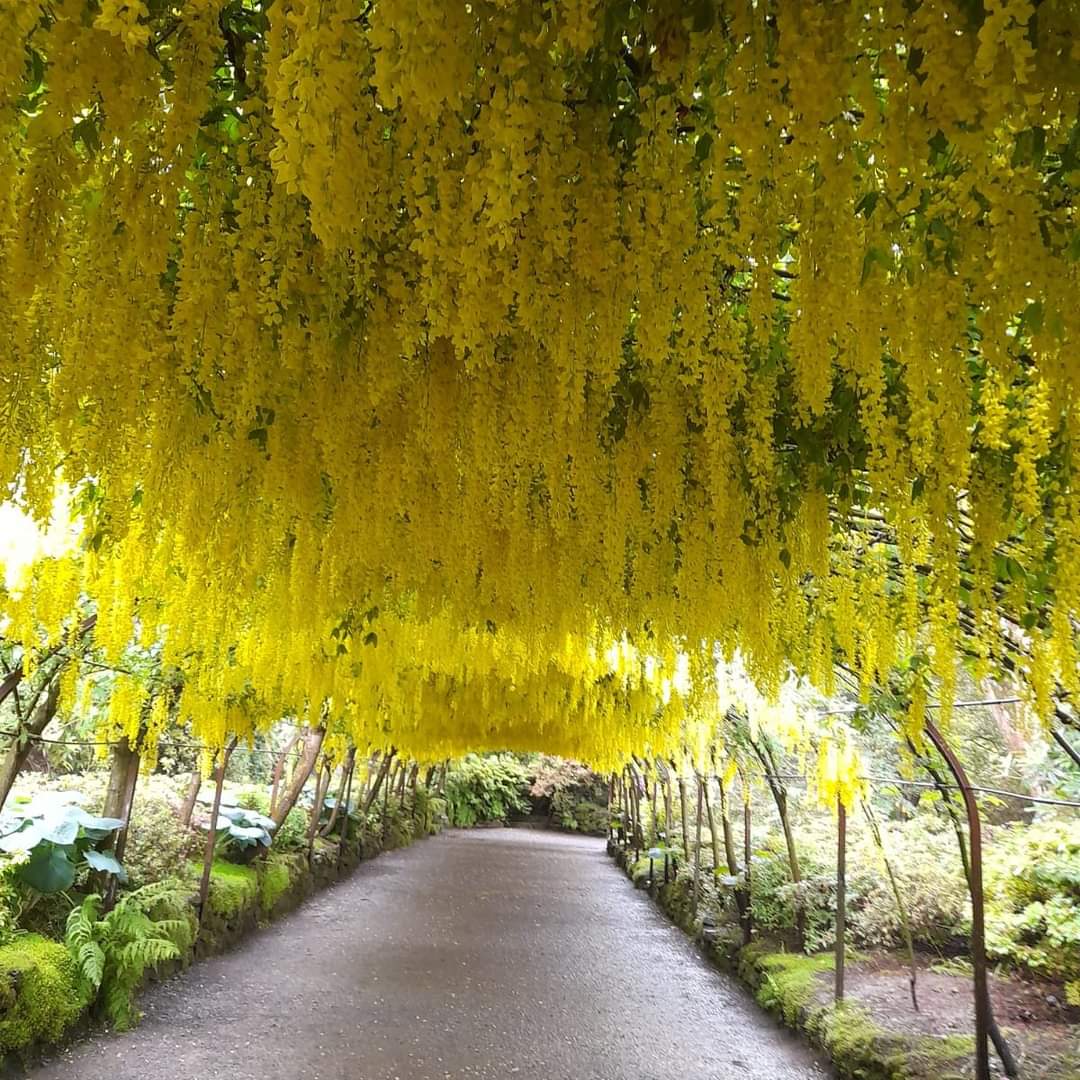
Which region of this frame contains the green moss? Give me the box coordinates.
[910,1034,975,1069]
[259,858,294,917]
[754,950,835,1024]
[809,1002,910,1080]
[0,934,85,1052]
[204,861,259,920]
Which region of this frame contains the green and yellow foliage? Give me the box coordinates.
[0,1,1076,774]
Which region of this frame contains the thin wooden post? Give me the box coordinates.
[835,797,847,1003]
[198,738,238,922]
[742,783,753,945]
[306,762,331,865]
[335,751,357,875]
[691,773,704,916]
[382,758,395,843]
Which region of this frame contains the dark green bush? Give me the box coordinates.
[444,754,529,826]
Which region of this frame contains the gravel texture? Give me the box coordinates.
[28,828,831,1080]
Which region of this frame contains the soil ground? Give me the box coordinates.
[23,829,831,1079]
[816,953,1079,1078]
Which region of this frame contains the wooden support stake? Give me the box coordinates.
[835,797,847,1003]
[742,784,753,945]
[335,752,357,875]
[691,773,704,916]
[306,762,331,865]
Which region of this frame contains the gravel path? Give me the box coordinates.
[30,829,830,1080]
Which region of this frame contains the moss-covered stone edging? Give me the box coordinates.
[608,842,974,1080]
[0,826,435,1074]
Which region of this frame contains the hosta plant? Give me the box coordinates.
[0,793,125,894]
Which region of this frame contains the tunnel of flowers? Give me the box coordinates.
[0,3,1077,1078]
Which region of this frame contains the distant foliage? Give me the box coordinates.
[530,756,608,835]
[985,820,1080,984]
[444,755,529,827]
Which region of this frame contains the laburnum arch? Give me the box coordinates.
[0,0,1077,770]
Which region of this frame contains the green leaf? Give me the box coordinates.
[853,191,879,219]
[0,821,44,853]
[18,845,77,893]
[83,849,128,881]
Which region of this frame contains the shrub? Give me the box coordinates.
[0,791,125,894]
[984,819,1080,982]
[749,835,837,952]
[0,934,85,1051]
[551,789,609,835]
[124,779,201,890]
[410,786,446,836]
[848,816,968,951]
[530,756,610,835]
[444,754,529,826]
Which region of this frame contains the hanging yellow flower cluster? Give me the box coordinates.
[0,1,1077,764]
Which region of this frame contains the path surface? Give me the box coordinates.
[32,829,830,1080]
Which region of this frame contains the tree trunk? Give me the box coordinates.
[657,759,673,843]
[753,739,804,950]
[717,775,750,934]
[269,732,301,817]
[180,769,201,827]
[335,752,357,874]
[271,727,326,827]
[100,734,142,908]
[321,748,356,838]
[702,777,723,874]
[0,677,60,812]
[102,736,141,824]
[675,767,691,858]
[362,749,395,813]
[924,720,1017,1080]
[198,739,238,921]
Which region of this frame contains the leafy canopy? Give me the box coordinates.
[1,1,1078,767]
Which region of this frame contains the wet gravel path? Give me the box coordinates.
[32,829,830,1080]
